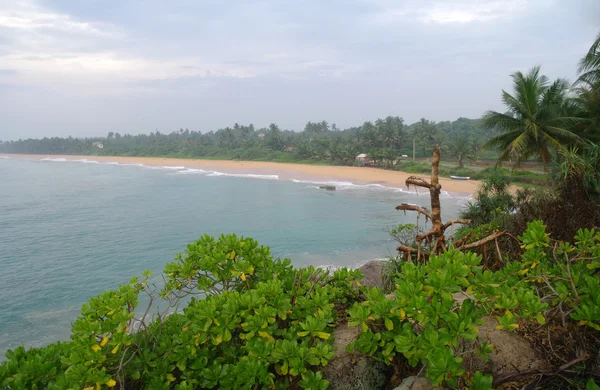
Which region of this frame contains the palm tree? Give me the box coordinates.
[574,32,600,141]
[447,134,479,168]
[578,31,600,86]
[482,66,584,167]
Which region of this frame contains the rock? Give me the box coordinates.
[358,261,386,289]
[319,185,336,191]
[451,293,547,375]
[323,323,388,390]
[464,317,547,376]
[393,376,444,390]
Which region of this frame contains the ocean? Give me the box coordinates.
[0,155,468,357]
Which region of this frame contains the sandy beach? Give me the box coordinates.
[7,154,482,195]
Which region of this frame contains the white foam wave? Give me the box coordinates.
[0,156,9,159]
[145,165,186,170]
[292,179,407,193]
[40,158,67,162]
[103,161,121,165]
[175,168,208,175]
[207,171,279,180]
[292,178,474,198]
[317,257,390,272]
[73,159,99,164]
[120,163,144,167]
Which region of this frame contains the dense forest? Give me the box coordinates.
[0,116,492,167]
[2,30,600,390]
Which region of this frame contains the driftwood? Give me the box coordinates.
[396,147,510,262]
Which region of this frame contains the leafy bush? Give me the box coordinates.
[3,224,600,389]
[348,221,600,388]
[0,234,362,389]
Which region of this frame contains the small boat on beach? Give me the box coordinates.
[450,176,470,180]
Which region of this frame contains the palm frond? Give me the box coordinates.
[481,111,522,132]
[501,90,528,117]
[545,126,587,145]
[578,31,600,74]
[484,130,525,150]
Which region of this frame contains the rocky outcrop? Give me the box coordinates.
[358,261,386,289]
[319,185,336,191]
[465,317,547,376]
[323,323,388,390]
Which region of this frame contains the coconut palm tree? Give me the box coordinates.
[574,32,600,141]
[482,66,584,167]
[578,31,600,86]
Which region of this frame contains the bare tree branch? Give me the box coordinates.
[397,245,419,254]
[405,176,432,189]
[442,219,471,231]
[395,203,432,220]
[457,231,507,250]
[492,354,590,387]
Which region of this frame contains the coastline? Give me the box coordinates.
[4,154,482,195]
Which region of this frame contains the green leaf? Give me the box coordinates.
[588,379,600,390]
[384,318,394,331]
[316,332,330,340]
[535,313,546,325]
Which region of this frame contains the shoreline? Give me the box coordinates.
[4,154,482,195]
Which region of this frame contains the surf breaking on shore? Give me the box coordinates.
[7,154,479,197]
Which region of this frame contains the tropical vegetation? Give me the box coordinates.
[0,117,491,168]
[2,28,600,390]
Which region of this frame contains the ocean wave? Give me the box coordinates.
[145,165,186,170]
[207,171,279,180]
[0,156,9,159]
[292,179,407,193]
[73,159,99,164]
[175,168,208,175]
[40,158,67,162]
[120,163,145,167]
[292,178,473,199]
[102,161,121,165]
[317,257,390,272]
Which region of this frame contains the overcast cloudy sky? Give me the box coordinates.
[0,0,598,139]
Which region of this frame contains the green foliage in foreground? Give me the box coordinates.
[3,222,600,389]
[348,221,600,388]
[0,235,362,390]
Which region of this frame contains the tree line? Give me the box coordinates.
[0,116,490,167]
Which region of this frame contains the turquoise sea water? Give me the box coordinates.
[0,156,468,356]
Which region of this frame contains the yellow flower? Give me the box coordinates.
[182,326,189,332]
[241,273,246,281]
[100,335,109,347]
[91,344,101,352]
[106,379,117,387]
[111,345,119,354]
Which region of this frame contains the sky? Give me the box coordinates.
[0,0,598,140]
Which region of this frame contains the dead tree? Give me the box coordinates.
[396,147,510,262]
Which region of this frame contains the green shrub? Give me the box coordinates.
[3,224,600,389]
[348,221,600,388]
[0,234,362,389]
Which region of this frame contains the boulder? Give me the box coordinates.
[463,317,547,376]
[358,261,386,289]
[393,376,444,390]
[323,323,388,390]
[319,185,336,191]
